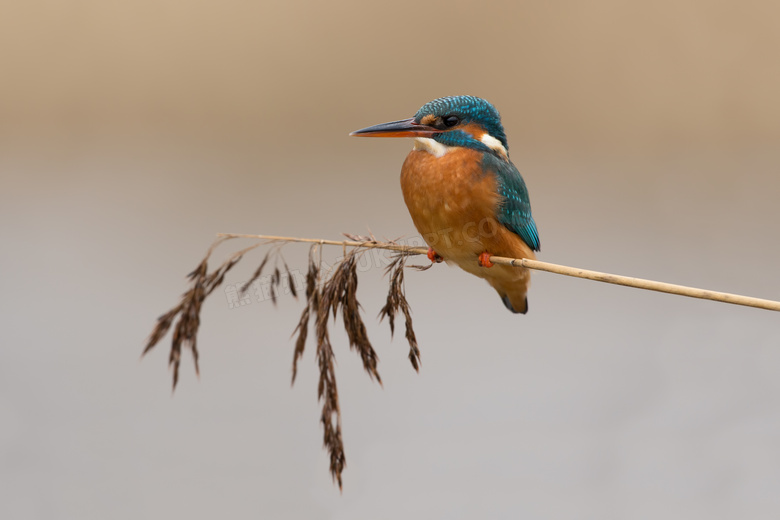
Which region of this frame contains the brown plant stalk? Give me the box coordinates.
[145,235,424,489]
[217,233,780,313]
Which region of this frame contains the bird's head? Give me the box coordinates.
[351,95,509,158]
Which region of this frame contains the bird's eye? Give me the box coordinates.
[442,115,460,127]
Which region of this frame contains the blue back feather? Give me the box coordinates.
[482,153,541,252]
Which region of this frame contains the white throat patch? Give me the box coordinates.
[480,134,508,159]
[413,137,453,158]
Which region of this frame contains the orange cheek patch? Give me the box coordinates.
[458,123,486,140]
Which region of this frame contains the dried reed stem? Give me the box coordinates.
[218,233,780,313]
[146,236,419,490]
[147,230,778,490]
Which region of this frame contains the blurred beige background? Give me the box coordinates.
[2,1,780,519]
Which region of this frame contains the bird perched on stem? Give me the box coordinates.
[351,96,540,314]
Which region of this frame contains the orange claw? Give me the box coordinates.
[478,252,494,268]
[427,248,443,263]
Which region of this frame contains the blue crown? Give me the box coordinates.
[414,95,508,151]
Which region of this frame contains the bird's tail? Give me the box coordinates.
[499,290,529,314]
[483,263,532,314]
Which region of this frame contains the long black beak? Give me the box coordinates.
[350,118,439,138]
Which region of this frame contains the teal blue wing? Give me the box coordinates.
[482,154,540,252]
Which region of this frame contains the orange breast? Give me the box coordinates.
[400,145,537,312]
[400,147,502,260]
[400,145,536,312]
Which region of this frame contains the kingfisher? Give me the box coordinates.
[351,95,540,314]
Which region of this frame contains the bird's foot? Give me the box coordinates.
[427,248,443,263]
[478,252,494,268]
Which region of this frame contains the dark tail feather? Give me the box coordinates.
[501,294,528,314]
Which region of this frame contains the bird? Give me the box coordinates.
[351,95,540,314]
